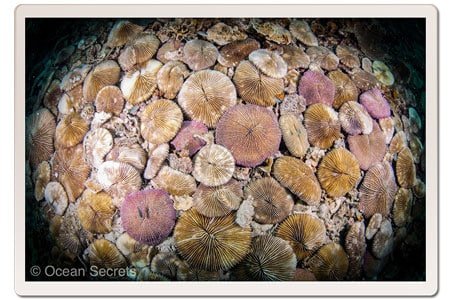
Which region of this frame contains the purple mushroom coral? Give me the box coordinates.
[359,88,391,119]
[120,189,176,245]
[170,121,208,156]
[298,70,335,106]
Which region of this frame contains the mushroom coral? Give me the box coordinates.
[218,38,260,67]
[328,70,358,109]
[174,209,251,271]
[338,101,373,135]
[307,243,349,281]
[279,114,309,158]
[153,166,197,196]
[396,147,416,188]
[193,144,235,187]
[106,20,144,48]
[118,33,160,71]
[26,108,56,168]
[94,85,124,116]
[248,49,288,79]
[183,39,218,71]
[215,104,281,167]
[178,70,237,127]
[359,88,391,119]
[156,61,189,100]
[304,103,341,149]
[88,239,127,270]
[78,190,115,234]
[298,70,335,106]
[289,20,318,47]
[170,121,208,156]
[83,60,121,102]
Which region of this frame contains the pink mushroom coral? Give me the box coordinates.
[170,121,208,156]
[298,70,335,106]
[359,88,391,119]
[120,189,176,245]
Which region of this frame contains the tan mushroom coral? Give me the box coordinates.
[276,213,326,260]
[347,120,387,170]
[43,79,62,115]
[350,68,378,91]
[215,104,281,167]
[253,22,292,45]
[246,177,294,224]
[26,108,56,168]
[120,59,162,105]
[239,235,297,281]
[78,190,115,234]
[156,39,184,64]
[396,147,416,188]
[289,20,318,47]
[55,112,89,148]
[153,166,197,196]
[94,85,124,116]
[336,45,360,69]
[33,161,51,201]
[393,188,413,227]
[389,131,408,155]
[183,39,218,71]
[52,144,91,202]
[317,148,361,198]
[218,38,260,67]
[233,60,284,107]
[280,45,310,69]
[44,181,69,215]
[279,114,309,158]
[178,70,237,127]
[206,22,247,46]
[156,61,190,100]
[304,103,341,149]
[308,243,349,281]
[193,179,243,217]
[358,161,398,218]
[306,46,340,71]
[328,70,359,109]
[106,143,147,172]
[118,33,160,71]
[174,209,251,271]
[150,252,188,280]
[193,144,235,187]
[60,64,92,92]
[144,143,169,179]
[83,60,121,102]
[83,128,113,168]
[140,99,183,144]
[106,20,144,48]
[338,101,373,135]
[248,49,288,79]
[88,239,127,270]
[273,156,321,206]
[96,161,142,206]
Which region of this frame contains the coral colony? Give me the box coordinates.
[26,18,425,281]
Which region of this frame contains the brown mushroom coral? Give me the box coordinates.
[206,22,248,46]
[174,209,251,271]
[273,156,321,205]
[389,131,407,155]
[33,161,51,201]
[306,46,340,71]
[153,166,197,196]
[88,239,127,270]
[94,85,124,116]
[279,114,309,158]
[276,213,326,260]
[396,147,416,188]
[215,104,281,167]
[83,128,113,168]
[156,61,190,100]
[218,38,260,67]
[308,243,349,281]
[178,70,237,127]
[289,20,318,47]
[44,181,69,215]
[336,45,360,69]
[350,68,378,91]
[26,108,56,168]
[233,60,284,107]
[144,143,169,180]
[120,59,162,105]
[371,219,394,259]
[52,144,91,203]
[60,64,92,92]
[106,20,144,48]
[239,235,297,281]
[83,60,121,102]
[358,161,398,218]
[347,120,387,170]
[248,49,288,79]
[192,144,235,187]
[253,22,292,45]
[96,161,142,206]
[317,148,361,198]
[193,179,243,217]
[106,143,147,172]
[304,103,341,149]
[392,188,413,227]
[338,101,373,135]
[344,221,366,280]
[118,33,160,71]
[140,99,183,144]
[157,39,184,64]
[43,79,62,115]
[55,112,89,148]
[183,39,218,71]
[280,45,310,69]
[328,70,359,109]
[246,177,294,224]
[78,190,115,234]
